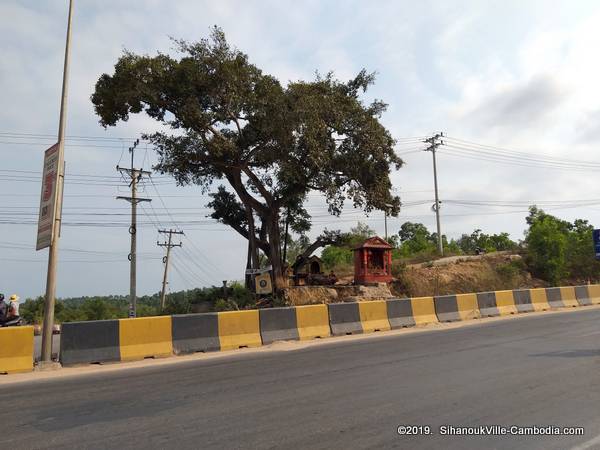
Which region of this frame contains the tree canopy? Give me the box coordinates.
[92,27,403,292]
[524,206,599,284]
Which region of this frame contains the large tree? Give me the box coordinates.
[92,27,402,292]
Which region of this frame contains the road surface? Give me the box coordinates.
[2,308,599,449]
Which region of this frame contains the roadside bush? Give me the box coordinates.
[495,260,524,283]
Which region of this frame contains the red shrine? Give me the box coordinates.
[353,236,393,284]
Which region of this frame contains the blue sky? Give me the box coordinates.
[3,0,600,298]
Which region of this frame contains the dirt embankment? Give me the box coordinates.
[390,252,542,298]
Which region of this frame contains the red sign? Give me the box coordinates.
[36,144,60,250]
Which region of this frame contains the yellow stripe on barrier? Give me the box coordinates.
[410,297,438,325]
[530,288,550,312]
[588,284,600,305]
[295,305,331,340]
[494,290,518,315]
[119,316,173,361]
[358,300,391,333]
[0,326,33,374]
[218,310,261,351]
[456,293,480,320]
[559,286,578,307]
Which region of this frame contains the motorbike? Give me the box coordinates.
[0,317,23,327]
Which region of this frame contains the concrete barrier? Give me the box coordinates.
[435,294,481,322]
[172,313,220,354]
[295,304,331,340]
[456,293,480,320]
[119,316,173,361]
[386,298,416,329]
[546,287,564,308]
[218,310,262,350]
[259,307,299,344]
[328,302,362,335]
[477,292,500,317]
[574,286,591,306]
[0,326,33,374]
[358,300,391,332]
[434,295,460,322]
[513,289,535,313]
[546,287,578,308]
[494,290,518,315]
[410,297,438,325]
[559,286,579,307]
[60,320,120,365]
[529,288,551,312]
[587,284,600,304]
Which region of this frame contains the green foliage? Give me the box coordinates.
[456,229,518,254]
[524,206,600,284]
[565,219,599,280]
[20,283,254,324]
[319,222,375,270]
[91,27,403,290]
[495,260,525,283]
[321,246,354,269]
[20,297,45,324]
[525,207,569,284]
[397,222,436,255]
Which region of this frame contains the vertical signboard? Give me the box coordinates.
[593,229,600,260]
[36,144,60,250]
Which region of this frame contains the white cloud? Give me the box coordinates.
[4,0,600,297]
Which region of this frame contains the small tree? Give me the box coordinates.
[398,222,435,254]
[524,207,569,284]
[92,27,402,293]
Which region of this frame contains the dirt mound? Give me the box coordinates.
[391,252,542,298]
[284,283,394,306]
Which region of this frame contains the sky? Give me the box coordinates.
[3,0,600,299]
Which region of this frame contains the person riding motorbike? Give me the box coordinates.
[7,295,20,320]
[0,294,20,324]
[0,294,6,323]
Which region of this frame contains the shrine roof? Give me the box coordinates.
[352,236,393,250]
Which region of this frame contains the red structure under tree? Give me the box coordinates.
[353,236,393,284]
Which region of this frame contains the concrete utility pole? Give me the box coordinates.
[157,229,183,310]
[40,0,74,365]
[384,211,388,241]
[383,202,394,242]
[117,140,151,317]
[424,133,444,256]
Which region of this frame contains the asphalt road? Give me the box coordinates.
[2,308,600,450]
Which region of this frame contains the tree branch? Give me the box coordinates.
[242,166,274,204]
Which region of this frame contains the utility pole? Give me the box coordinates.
[424,132,444,256]
[117,140,151,317]
[157,229,183,310]
[383,203,394,242]
[40,0,73,365]
[384,210,388,240]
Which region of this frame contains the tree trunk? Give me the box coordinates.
[266,212,287,294]
[245,206,260,269]
[245,240,252,290]
[245,205,260,291]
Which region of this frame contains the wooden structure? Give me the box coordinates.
[291,255,336,286]
[353,237,393,284]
